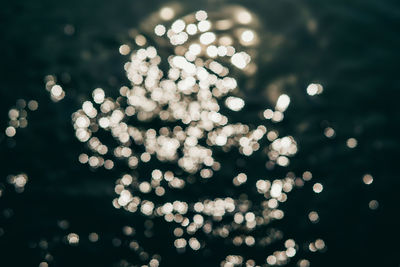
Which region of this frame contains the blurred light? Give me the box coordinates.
[369,200,379,210]
[225,96,245,111]
[346,138,357,148]
[155,24,166,36]
[275,94,290,112]
[241,30,254,43]
[160,7,175,20]
[306,83,323,96]
[313,183,323,193]
[362,174,373,185]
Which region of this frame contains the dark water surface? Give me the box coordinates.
[1,0,399,266]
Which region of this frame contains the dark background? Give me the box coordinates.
[1,0,399,266]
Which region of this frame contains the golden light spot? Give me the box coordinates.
[149,259,160,267]
[78,153,88,164]
[240,30,254,43]
[286,247,296,257]
[5,126,16,137]
[231,52,250,69]
[245,236,255,246]
[135,34,147,46]
[362,174,373,185]
[302,171,312,181]
[284,239,295,248]
[67,233,79,245]
[154,24,166,36]
[171,19,186,33]
[308,211,319,223]
[186,24,197,35]
[277,156,289,167]
[263,109,274,119]
[155,186,165,196]
[174,238,187,249]
[206,45,218,57]
[50,85,65,101]
[272,111,284,122]
[346,138,357,148]
[233,173,247,186]
[141,152,151,162]
[324,127,335,138]
[306,83,323,96]
[297,259,310,267]
[313,183,323,193]
[119,44,130,55]
[225,96,245,111]
[266,255,277,265]
[236,10,252,24]
[198,20,211,32]
[271,182,282,198]
[160,7,175,20]
[315,239,325,250]
[195,10,208,21]
[139,182,151,193]
[200,32,216,45]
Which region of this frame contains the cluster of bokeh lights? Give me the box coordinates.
[67,5,319,266]
[0,3,381,267]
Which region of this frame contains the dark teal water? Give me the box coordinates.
[1,0,399,266]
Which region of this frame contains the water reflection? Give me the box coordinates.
[64,4,319,266]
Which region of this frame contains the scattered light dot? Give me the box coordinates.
[286,247,296,257]
[135,35,147,46]
[171,20,186,33]
[92,88,105,104]
[298,259,310,267]
[186,24,197,35]
[119,44,130,55]
[155,24,166,36]
[198,20,211,32]
[236,10,252,24]
[315,239,325,250]
[308,211,319,223]
[324,127,335,138]
[64,24,75,35]
[362,174,373,185]
[266,255,277,265]
[346,138,357,148]
[231,52,250,69]
[302,171,312,181]
[275,94,290,112]
[195,10,208,21]
[28,100,39,111]
[5,126,16,137]
[241,30,254,43]
[225,96,245,111]
[160,7,175,20]
[369,200,379,210]
[88,232,99,242]
[313,183,323,193]
[200,32,216,45]
[306,83,323,96]
[67,233,79,245]
[263,109,274,119]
